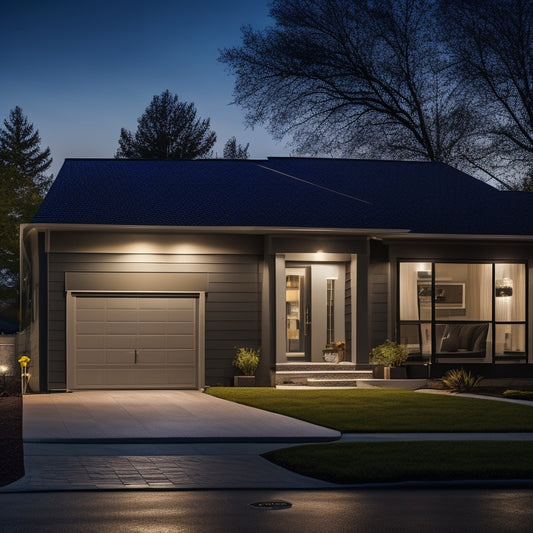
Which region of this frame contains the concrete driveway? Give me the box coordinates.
[23,389,340,442]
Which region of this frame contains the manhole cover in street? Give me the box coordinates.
[250,500,292,510]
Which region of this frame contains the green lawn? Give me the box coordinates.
[205,387,533,432]
[206,387,533,484]
[262,441,533,484]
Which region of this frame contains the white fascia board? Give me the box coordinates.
[21,223,411,237]
[21,223,533,241]
[383,233,533,242]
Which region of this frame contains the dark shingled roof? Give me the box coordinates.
[32,158,533,235]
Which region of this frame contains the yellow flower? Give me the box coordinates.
[18,355,30,368]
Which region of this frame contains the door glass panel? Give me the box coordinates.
[286,268,307,357]
[326,279,335,345]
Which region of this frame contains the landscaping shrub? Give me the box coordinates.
[503,390,533,402]
[232,347,260,376]
[442,368,483,393]
[369,340,408,367]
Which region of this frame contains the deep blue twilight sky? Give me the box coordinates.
[1,1,286,178]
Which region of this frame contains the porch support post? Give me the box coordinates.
[257,236,275,386]
[355,248,370,364]
[274,254,286,365]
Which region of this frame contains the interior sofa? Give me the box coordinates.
[436,323,489,358]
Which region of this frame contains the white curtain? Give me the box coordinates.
[467,263,492,321]
[399,263,430,321]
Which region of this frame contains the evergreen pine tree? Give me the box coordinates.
[116,90,216,159]
[0,107,52,330]
[223,137,250,159]
[0,106,53,194]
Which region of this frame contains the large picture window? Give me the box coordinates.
[399,262,527,364]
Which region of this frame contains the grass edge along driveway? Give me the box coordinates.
[205,388,533,484]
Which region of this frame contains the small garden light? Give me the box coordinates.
[18,356,31,394]
[0,365,7,393]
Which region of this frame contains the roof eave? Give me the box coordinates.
[21,223,411,238]
[21,223,533,241]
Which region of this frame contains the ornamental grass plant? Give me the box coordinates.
[442,368,483,393]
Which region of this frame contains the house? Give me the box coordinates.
[20,158,533,391]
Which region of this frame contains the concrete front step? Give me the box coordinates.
[276,363,357,372]
[307,378,358,387]
[275,369,373,386]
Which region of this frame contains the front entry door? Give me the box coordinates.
[285,264,345,362]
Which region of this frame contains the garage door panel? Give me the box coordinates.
[138,323,166,335]
[136,351,166,363]
[103,369,137,386]
[138,298,173,310]
[105,335,137,349]
[167,350,197,364]
[73,295,199,389]
[77,350,106,364]
[76,370,107,386]
[139,322,195,335]
[167,299,195,310]
[166,335,195,349]
[167,310,196,322]
[105,323,138,335]
[107,299,137,309]
[77,308,106,322]
[77,335,105,349]
[106,309,137,322]
[137,336,166,349]
[164,369,196,387]
[106,351,134,364]
[77,322,105,335]
[137,310,172,322]
[76,297,105,309]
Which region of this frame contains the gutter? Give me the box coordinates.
[21,223,533,242]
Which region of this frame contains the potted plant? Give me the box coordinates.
[233,347,260,386]
[370,340,408,379]
[322,341,346,363]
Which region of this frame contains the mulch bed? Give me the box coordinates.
[0,392,24,487]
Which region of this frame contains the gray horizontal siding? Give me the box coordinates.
[47,251,262,389]
[369,270,389,349]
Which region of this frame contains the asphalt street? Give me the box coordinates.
[1,489,533,533]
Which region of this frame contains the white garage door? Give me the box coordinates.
[72,295,198,389]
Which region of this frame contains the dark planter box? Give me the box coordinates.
[373,366,407,379]
[234,375,256,387]
[389,367,407,379]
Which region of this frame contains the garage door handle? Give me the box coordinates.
[134,349,137,364]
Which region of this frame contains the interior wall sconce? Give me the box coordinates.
[495,278,513,297]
